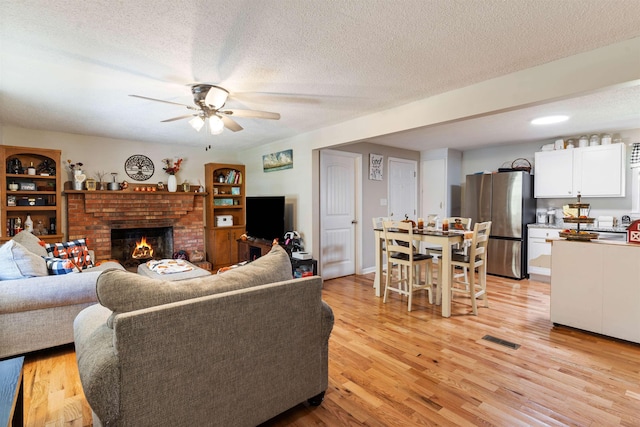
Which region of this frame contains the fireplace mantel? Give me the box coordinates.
[66,190,206,261]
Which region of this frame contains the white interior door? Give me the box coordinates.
[421,158,446,219]
[388,157,417,221]
[320,150,359,279]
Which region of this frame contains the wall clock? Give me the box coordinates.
[124,155,154,181]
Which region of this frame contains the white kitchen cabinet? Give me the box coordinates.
[551,240,640,344]
[534,144,625,198]
[534,150,574,198]
[527,227,560,281]
[573,143,625,197]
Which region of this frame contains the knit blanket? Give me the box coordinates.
[145,259,194,274]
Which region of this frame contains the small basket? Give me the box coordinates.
[511,158,532,172]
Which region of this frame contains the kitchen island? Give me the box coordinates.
[551,238,640,344]
[528,223,627,282]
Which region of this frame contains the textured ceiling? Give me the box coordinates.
[1,0,639,152]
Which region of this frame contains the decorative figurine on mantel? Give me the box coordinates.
[67,160,86,190]
[94,171,108,190]
[108,172,120,190]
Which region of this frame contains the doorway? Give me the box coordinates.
[319,149,361,279]
[387,157,418,221]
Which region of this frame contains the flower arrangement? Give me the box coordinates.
[162,158,183,175]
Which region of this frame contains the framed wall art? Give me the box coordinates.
[369,153,383,180]
[263,149,293,172]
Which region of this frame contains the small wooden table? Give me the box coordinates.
[373,228,464,317]
[0,356,24,427]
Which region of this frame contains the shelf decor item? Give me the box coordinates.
[162,157,182,193]
[167,175,177,192]
[85,178,97,191]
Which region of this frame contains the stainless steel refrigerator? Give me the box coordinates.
[462,171,535,279]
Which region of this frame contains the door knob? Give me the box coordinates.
[351,220,357,224]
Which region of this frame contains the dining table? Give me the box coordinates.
[373,227,464,318]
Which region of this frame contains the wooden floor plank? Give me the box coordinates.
[22,273,640,426]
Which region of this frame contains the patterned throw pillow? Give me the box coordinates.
[43,256,80,275]
[43,238,93,270]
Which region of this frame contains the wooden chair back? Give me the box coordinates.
[467,221,491,265]
[447,217,472,231]
[382,220,417,264]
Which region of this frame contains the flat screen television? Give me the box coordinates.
[246,196,285,241]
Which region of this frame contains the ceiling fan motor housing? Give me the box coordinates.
[191,84,228,110]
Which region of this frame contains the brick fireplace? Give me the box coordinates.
[66,191,205,262]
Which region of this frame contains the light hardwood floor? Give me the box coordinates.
[23,273,640,426]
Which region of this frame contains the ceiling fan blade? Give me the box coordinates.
[161,114,196,123]
[129,94,197,110]
[221,109,281,120]
[220,115,243,132]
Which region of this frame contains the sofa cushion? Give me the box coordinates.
[43,238,93,270]
[12,230,48,257]
[0,261,125,315]
[0,240,49,280]
[97,245,293,326]
[44,256,80,275]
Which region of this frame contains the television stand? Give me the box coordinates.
[238,238,273,262]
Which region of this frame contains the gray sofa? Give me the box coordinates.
[74,245,334,427]
[0,231,123,359]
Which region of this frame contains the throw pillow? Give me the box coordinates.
[43,256,80,275]
[43,238,93,270]
[13,230,48,257]
[98,244,293,327]
[0,240,49,280]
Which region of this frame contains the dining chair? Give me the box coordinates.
[382,220,434,311]
[437,221,491,315]
[427,217,472,283]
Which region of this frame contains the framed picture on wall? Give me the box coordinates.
[369,154,383,180]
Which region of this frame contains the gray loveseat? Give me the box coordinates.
[74,245,334,426]
[0,231,123,359]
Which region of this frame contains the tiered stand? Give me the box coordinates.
[559,194,599,241]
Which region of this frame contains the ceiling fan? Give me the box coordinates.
[129,84,281,134]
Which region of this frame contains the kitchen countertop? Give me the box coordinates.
[528,223,629,233]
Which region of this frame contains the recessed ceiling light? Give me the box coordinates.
[531,115,569,125]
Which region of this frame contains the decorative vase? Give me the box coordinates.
[167,175,177,192]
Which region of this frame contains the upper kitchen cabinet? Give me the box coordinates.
[573,144,625,197]
[534,149,574,198]
[534,143,626,198]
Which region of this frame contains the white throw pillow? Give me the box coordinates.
[12,230,48,257]
[0,240,49,280]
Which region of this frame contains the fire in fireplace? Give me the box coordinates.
[111,227,173,264]
[132,237,154,260]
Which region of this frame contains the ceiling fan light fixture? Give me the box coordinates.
[204,85,229,109]
[189,116,205,131]
[531,115,569,125]
[209,115,224,135]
